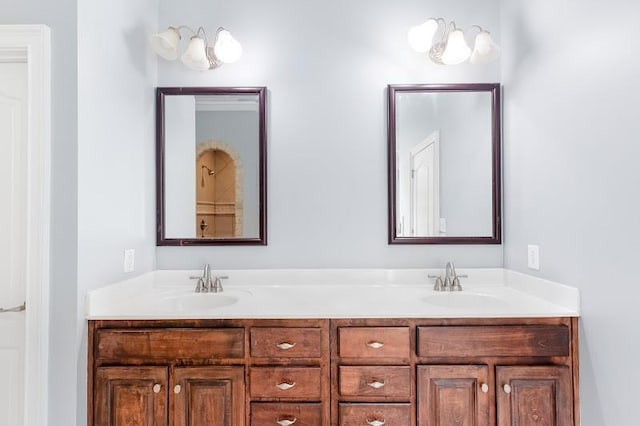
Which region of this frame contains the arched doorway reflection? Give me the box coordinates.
[196,142,243,238]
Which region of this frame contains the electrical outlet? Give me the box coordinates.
[527,245,540,270]
[123,249,135,273]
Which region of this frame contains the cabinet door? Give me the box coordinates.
[497,366,573,426]
[172,366,245,426]
[94,366,168,426]
[417,365,490,426]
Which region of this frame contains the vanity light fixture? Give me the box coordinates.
[150,26,242,71]
[408,18,500,65]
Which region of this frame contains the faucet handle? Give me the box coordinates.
[451,277,463,291]
[194,277,206,293]
[211,276,228,293]
[433,277,444,291]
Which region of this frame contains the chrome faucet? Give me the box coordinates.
[429,261,467,292]
[192,264,228,293]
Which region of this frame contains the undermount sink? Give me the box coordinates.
[155,293,240,312]
[422,292,511,310]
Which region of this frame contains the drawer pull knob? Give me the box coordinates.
[366,341,384,349]
[481,383,489,393]
[276,380,296,391]
[173,385,182,394]
[152,384,161,394]
[276,417,297,426]
[276,342,297,350]
[366,418,386,426]
[367,379,386,389]
[503,384,512,394]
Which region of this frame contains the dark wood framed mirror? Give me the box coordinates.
[388,83,501,244]
[156,87,267,246]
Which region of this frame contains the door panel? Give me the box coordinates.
[418,365,490,426]
[0,61,27,426]
[173,366,245,426]
[496,366,573,426]
[94,367,168,426]
[410,132,439,237]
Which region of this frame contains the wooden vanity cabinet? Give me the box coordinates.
[331,317,579,426]
[88,319,331,426]
[90,317,578,426]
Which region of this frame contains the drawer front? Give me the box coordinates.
[250,367,322,400]
[339,403,411,426]
[417,325,570,358]
[339,366,411,398]
[251,403,322,426]
[96,328,245,361]
[251,328,322,358]
[338,327,410,360]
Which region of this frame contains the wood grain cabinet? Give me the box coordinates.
[89,317,578,426]
[496,366,573,426]
[417,365,490,426]
[172,366,245,426]
[89,320,330,426]
[94,366,168,426]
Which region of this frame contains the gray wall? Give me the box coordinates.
[156,0,502,268]
[196,110,260,237]
[0,1,78,425]
[501,1,640,424]
[77,0,158,424]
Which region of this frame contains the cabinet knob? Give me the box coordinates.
[276,417,297,426]
[367,379,386,389]
[276,342,296,350]
[276,380,296,391]
[503,384,512,394]
[366,341,384,349]
[480,383,489,393]
[152,384,161,394]
[174,385,182,394]
[366,418,386,426]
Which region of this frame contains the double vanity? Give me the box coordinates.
[87,268,580,425]
[85,81,583,425]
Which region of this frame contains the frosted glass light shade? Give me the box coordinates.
[442,29,471,65]
[149,27,181,60]
[181,37,210,71]
[213,29,242,63]
[470,31,500,64]
[408,19,439,53]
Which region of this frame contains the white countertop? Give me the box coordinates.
[86,268,580,320]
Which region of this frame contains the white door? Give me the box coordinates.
[0,60,28,425]
[409,131,440,236]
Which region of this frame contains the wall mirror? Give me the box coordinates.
[388,83,501,244]
[156,87,267,245]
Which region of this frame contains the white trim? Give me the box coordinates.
[0,25,51,426]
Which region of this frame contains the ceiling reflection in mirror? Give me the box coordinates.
[157,87,266,245]
[388,84,501,244]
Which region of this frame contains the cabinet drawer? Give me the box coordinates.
[338,327,410,360]
[251,328,322,358]
[417,325,570,357]
[339,366,411,399]
[251,403,322,426]
[338,403,411,425]
[250,367,322,400]
[95,328,245,361]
